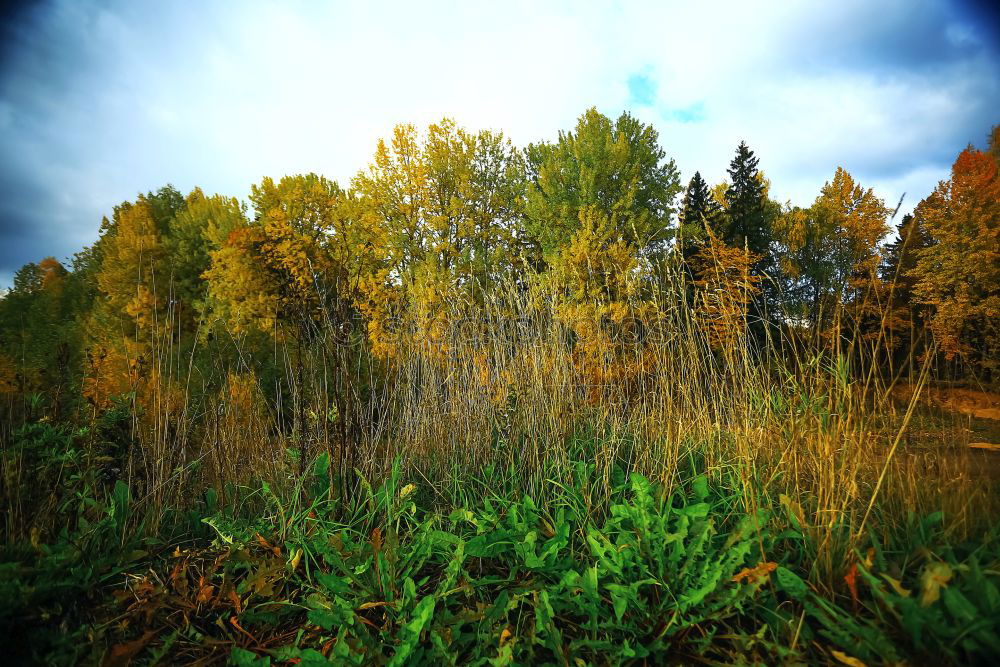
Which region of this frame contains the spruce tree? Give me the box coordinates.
[989,124,1000,166]
[721,142,780,335]
[678,171,719,262]
[723,142,771,261]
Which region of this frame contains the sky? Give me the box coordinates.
[0,0,998,289]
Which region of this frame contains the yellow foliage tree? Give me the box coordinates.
[95,198,168,338]
[202,174,377,477]
[352,119,525,358]
[85,196,172,408]
[203,174,352,339]
[775,168,889,331]
[546,206,652,400]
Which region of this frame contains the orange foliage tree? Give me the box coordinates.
[910,147,1000,374]
[694,230,762,352]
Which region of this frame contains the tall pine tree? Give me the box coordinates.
[722,142,772,262]
[721,142,778,334]
[678,171,720,267]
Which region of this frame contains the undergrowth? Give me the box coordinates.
[3,427,999,665]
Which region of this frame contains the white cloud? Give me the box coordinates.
[0,0,997,286]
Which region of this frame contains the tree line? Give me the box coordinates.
[1,109,998,432]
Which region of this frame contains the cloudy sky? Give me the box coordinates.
[1,0,998,288]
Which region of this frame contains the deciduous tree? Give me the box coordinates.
[910,147,1000,374]
[525,108,681,262]
[353,119,526,357]
[775,168,889,330]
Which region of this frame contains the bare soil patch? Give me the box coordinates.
[892,383,1000,421]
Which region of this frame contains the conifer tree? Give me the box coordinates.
[988,124,1000,165]
[722,142,772,262]
[720,142,779,333]
[678,171,721,270]
[880,213,932,370]
[881,214,930,300]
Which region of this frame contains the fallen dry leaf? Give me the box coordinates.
[256,532,282,556]
[103,629,159,667]
[732,561,777,584]
[228,587,242,613]
[831,649,866,667]
[920,562,952,607]
[196,582,215,605]
[881,574,911,598]
[844,563,859,608]
[357,600,396,610]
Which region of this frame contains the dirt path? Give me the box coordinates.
[890,383,1000,480]
[892,383,1000,421]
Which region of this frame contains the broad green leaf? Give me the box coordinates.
[776,566,808,600]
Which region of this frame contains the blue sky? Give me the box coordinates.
[1,0,998,288]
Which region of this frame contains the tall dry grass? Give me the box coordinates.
[68,262,997,586]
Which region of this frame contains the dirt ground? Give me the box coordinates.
[890,382,1000,480]
[892,383,1000,421]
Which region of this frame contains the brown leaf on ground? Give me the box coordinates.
[731,561,777,584]
[256,532,282,556]
[103,629,159,667]
[844,562,859,609]
[196,581,215,605]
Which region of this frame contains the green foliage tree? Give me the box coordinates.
[164,188,246,329]
[0,259,81,417]
[524,108,681,263]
